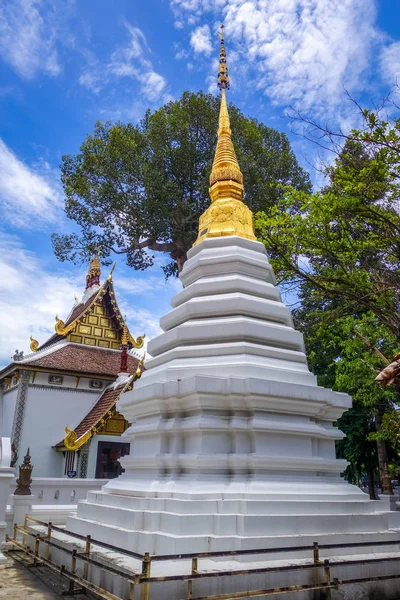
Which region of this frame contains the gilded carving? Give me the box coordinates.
[29,336,39,352]
[78,325,91,334]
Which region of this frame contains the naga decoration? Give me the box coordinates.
[29,336,39,352]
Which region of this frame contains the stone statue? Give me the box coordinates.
[12,350,24,361]
[14,448,33,495]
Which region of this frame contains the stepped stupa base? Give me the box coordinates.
[67,484,400,556]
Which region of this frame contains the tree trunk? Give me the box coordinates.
[375,413,393,495]
[367,466,378,500]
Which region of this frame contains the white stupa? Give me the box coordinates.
[68,30,400,557]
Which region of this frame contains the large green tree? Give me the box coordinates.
[256,106,400,337]
[294,286,399,496]
[53,91,310,277]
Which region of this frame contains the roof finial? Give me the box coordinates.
[193,26,256,246]
[86,247,101,290]
[217,25,230,91]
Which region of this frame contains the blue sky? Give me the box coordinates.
[0,0,399,366]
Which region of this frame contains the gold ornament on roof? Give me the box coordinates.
[130,333,145,349]
[29,336,39,352]
[135,353,146,379]
[107,262,116,281]
[121,317,128,346]
[193,25,256,246]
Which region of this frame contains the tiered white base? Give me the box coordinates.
[69,486,400,556]
[68,237,400,565]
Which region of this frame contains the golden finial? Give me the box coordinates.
[29,336,39,352]
[193,25,256,246]
[107,262,116,281]
[74,295,79,303]
[121,316,128,346]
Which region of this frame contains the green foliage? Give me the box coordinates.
[53,91,310,276]
[295,303,398,483]
[256,113,400,337]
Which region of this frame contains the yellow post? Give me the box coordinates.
[23,514,28,548]
[83,534,91,580]
[140,552,151,600]
[324,559,332,600]
[45,522,52,560]
[33,534,40,567]
[191,557,198,574]
[68,549,77,594]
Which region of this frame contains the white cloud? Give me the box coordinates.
[80,21,168,104]
[380,41,400,85]
[190,24,212,56]
[172,0,379,115]
[0,234,182,367]
[0,234,82,367]
[0,0,61,78]
[0,139,62,227]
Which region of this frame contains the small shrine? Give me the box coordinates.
[0,255,145,479]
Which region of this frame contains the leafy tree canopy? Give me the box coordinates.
[53,91,310,277]
[294,296,399,490]
[256,104,400,337]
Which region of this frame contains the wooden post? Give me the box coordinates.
[140,552,151,600]
[188,579,193,599]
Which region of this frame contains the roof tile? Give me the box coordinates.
[21,344,139,378]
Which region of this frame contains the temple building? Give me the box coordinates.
[0,255,145,479]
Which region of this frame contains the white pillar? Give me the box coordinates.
[0,438,15,561]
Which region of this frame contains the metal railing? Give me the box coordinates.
[5,514,400,600]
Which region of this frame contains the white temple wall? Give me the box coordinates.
[19,385,100,477]
[2,388,17,438]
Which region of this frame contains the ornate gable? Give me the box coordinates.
[32,262,144,353]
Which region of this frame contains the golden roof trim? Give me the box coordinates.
[62,374,136,451]
[29,336,39,352]
[53,274,145,349]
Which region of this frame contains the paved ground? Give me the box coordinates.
[0,555,92,599]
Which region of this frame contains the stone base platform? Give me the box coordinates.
[67,490,400,556]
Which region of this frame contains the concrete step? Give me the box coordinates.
[77,499,400,537]
[85,491,383,515]
[67,513,400,557]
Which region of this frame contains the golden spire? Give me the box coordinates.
[193,25,256,246]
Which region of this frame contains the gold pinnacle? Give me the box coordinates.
[193,25,256,246]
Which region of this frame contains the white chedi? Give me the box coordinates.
[67,236,400,555]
